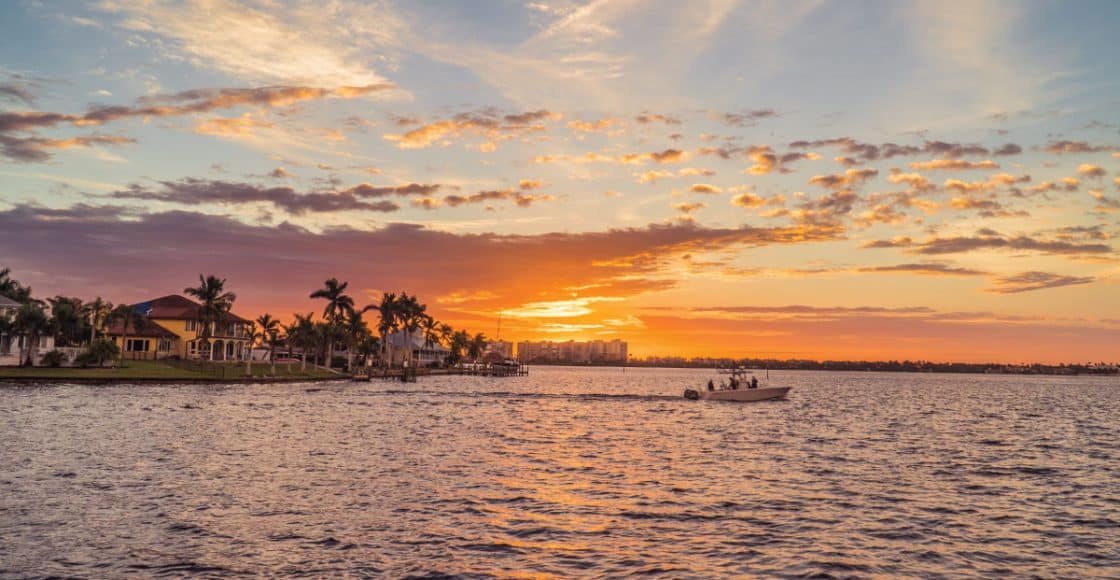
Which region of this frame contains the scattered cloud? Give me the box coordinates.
[717,109,778,127]
[808,168,879,189]
[689,183,722,194]
[1043,140,1114,155]
[384,109,560,149]
[1077,163,1106,179]
[986,271,1094,294]
[0,84,392,162]
[789,138,1012,162]
[909,159,998,171]
[106,178,432,214]
[856,263,989,276]
[634,113,680,125]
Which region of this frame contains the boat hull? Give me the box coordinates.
[699,386,790,402]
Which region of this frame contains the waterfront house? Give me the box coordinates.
[386,330,450,367]
[105,295,252,361]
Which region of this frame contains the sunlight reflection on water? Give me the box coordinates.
[1,367,1117,577]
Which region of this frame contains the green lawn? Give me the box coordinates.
[0,360,338,381]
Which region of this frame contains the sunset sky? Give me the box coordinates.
[1,0,1119,363]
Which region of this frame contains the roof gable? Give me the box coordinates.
[135,294,247,323]
[105,317,179,339]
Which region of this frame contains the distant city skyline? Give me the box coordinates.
[517,339,628,364]
[1,1,1119,362]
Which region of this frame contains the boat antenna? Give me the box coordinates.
[496,311,502,341]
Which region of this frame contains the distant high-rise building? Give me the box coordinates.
[516,339,628,364]
[487,340,513,358]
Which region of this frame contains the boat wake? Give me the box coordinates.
[365,389,683,402]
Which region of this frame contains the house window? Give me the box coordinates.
[158,340,172,351]
[186,320,197,332]
[126,339,150,352]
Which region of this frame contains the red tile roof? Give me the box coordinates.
[133,295,248,323]
[105,317,179,339]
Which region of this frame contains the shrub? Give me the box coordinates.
[75,339,119,367]
[73,351,97,368]
[41,350,66,368]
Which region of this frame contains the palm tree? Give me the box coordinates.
[286,313,316,372]
[468,332,488,362]
[48,296,87,347]
[449,329,470,367]
[372,292,401,368]
[357,334,381,368]
[421,316,439,350]
[267,326,287,375]
[313,321,333,368]
[397,294,428,369]
[310,278,354,369]
[0,267,33,303]
[245,322,269,376]
[438,323,453,348]
[13,303,53,367]
[184,274,237,360]
[83,297,111,344]
[256,314,281,375]
[108,303,144,368]
[342,309,370,372]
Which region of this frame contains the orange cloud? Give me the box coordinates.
[730,192,766,208]
[985,271,1094,294]
[689,183,722,194]
[567,117,622,133]
[1077,163,1106,178]
[194,113,275,137]
[808,168,879,188]
[909,159,998,171]
[384,109,561,149]
[886,172,934,191]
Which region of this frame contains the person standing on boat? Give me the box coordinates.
[707,379,715,391]
[750,375,758,389]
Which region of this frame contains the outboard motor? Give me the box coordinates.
[683,389,700,400]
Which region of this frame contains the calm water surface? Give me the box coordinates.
[1,367,1118,578]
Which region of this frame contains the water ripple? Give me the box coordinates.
[0,367,1117,577]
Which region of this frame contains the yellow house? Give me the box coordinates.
[106,295,252,361]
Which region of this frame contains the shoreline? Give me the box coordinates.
[0,374,347,385]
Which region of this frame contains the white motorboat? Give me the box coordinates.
[683,368,791,402]
[686,385,791,402]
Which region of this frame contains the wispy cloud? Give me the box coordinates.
[985,271,1095,294]
[95,0,403,89]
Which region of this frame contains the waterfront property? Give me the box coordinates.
[105,295,252,361]
[386,330,450,367]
